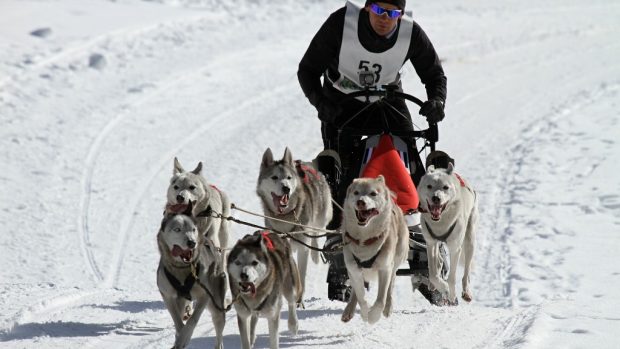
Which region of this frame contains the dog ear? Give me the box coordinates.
[191,162,203,175]
[160,217,168,232]
[426,165,436,173]
[446,162,454,175]
[173,157,185,174]
[283,147,293,165]
[262,148,274,168]
[376,174,385,183]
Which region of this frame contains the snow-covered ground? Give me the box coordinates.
[1,0,619,348]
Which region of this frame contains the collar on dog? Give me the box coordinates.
[163,263,201,301]
[345,231,384,246]
[353,250,381,269]
[240,293,273,312]
[424,220,457,242]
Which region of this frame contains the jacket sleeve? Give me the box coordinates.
[297,9,345,110]
[408,24,447,103]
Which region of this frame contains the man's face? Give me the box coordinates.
[366,2,403,37]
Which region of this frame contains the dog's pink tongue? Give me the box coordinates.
[167,203,188,213]
[280,194,289,206]
[171,245,189,256]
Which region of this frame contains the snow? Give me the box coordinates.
[1,0,619,348]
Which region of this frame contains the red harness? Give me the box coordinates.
[454,173,466,188]
[295,160,320,184]
[260,231,275,251]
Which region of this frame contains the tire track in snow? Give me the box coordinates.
[79,66,225,286]
[108,80,296,288]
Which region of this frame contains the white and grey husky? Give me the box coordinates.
[341,176,408,324]
[227,231,302,349]
[417,162,478,304]
[256,148,332,301]
[156,202,227,349]
[166,157,231,267]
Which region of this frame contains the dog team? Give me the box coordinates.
[156,147,478,349]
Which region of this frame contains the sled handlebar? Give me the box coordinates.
[335,86,438,148]
[340,85,425,107]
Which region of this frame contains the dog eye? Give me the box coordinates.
[426,185,432,189]
[353,191,359,195]
[234,260,241,266]
[370,191,377,196]
[287,176,292,180]
[189,185,196,191]
[443,185,449,190]
[174,228,181,232]
[251,261,259,266]
[173,185,179,190]
[271,176,278,180]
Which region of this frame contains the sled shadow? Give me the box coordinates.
[187,334,245,349]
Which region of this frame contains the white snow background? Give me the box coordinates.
[1,0,619,348]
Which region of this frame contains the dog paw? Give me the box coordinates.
[341,301,356,323]
[462,291,473,302]
[368,304,383,324]
[382,299,393,318]
[359,307,369,323]
[288,318,299,335]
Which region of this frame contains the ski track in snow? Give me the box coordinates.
[1,0,619,348]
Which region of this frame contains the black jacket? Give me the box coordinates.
[298,7,447,111]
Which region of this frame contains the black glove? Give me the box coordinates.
[317,98,342,124]
[419,98,445,123]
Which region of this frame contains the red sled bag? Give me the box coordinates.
[359,134,419,213]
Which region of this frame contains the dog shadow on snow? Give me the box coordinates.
[1,321,126,341]
[1,300,165,342]
[190,309,350,348]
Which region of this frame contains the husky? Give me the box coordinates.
[417,162,478,304]
[340,175,408,324]
[167,157,231,268]
[256,147,332,302]
[227,231,303,349]
[156,202,228,349]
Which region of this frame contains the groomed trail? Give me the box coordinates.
[0,0,618,348]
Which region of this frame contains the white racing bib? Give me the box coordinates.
[332,0,413,102]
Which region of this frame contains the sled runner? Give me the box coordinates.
[317,85,453,305]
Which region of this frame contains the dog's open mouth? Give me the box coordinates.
[355,208,379,226]
[239,281,257,297]
[427,200,448,221]
[271,192,289,214]
[166,203,189,214]
[171,245,194,263]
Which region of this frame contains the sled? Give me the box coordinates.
[318,85,453,305]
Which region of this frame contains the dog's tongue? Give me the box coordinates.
[429,203,443,220]
[280,194,289,206]
[271,193,289,213]
[171,245,193,262]
[240,282,257,297]
[356,208,379,225]
[167,203,189,214]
